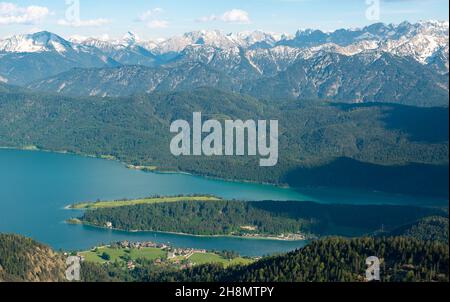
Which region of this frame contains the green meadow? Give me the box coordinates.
[79,247,254,268]
[80,247,167,264]
[70,195,222,209]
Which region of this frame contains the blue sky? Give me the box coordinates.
[0,0,448,39]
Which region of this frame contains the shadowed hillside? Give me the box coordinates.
[0,86,448,197]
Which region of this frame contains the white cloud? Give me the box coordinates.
[0,2,49,25]
[138,8,164,22]
[136,7,168,29]
[221,9,251,24]
[147,20,169,29]
[197,9,251,24]
[57,18,110,27]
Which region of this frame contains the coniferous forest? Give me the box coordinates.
[79,200,447,237]
[1,87,448,197]
[1,233,448,282]
[80,236,449,282]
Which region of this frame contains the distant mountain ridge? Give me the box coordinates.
[2,21,447,57]
[0,21,448,92]
[27,51,449,106]
[0,31,120,85]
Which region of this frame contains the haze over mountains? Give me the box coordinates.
[0,21,448,106]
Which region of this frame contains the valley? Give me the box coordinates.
[0,17,448,284]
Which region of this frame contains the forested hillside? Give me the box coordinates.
[81,237,449,282]
[219,237,449,282]
[0,234,66,282]
[1,86,448,197]
[1,233,448,282]
[386,216,449,243]
[79,200,447,237]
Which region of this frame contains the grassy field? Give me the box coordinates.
[80,247,167,264]
[70,195,222,209]
[188,253,254,267]
[80,247,253,268]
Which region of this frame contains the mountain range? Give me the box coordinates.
[0,21,448,106]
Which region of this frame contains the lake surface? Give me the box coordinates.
[0,149,447,256]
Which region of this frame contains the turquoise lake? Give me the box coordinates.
[0,149,447,256]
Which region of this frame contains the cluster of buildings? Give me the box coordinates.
[116,240,168,249]
[114,241,207,260]
[167,248,207,260]
[78,240,212,270]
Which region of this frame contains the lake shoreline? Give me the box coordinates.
[0,145,293,190]
[65,219,310,242]
[3,146,447,203]
[66,195,223,210]
[1,147,445,257]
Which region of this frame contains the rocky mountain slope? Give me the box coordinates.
[1,21,448,106]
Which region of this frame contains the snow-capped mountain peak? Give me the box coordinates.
[122,31,140,45]
[0,20,448,86]
[0,31,73,53]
